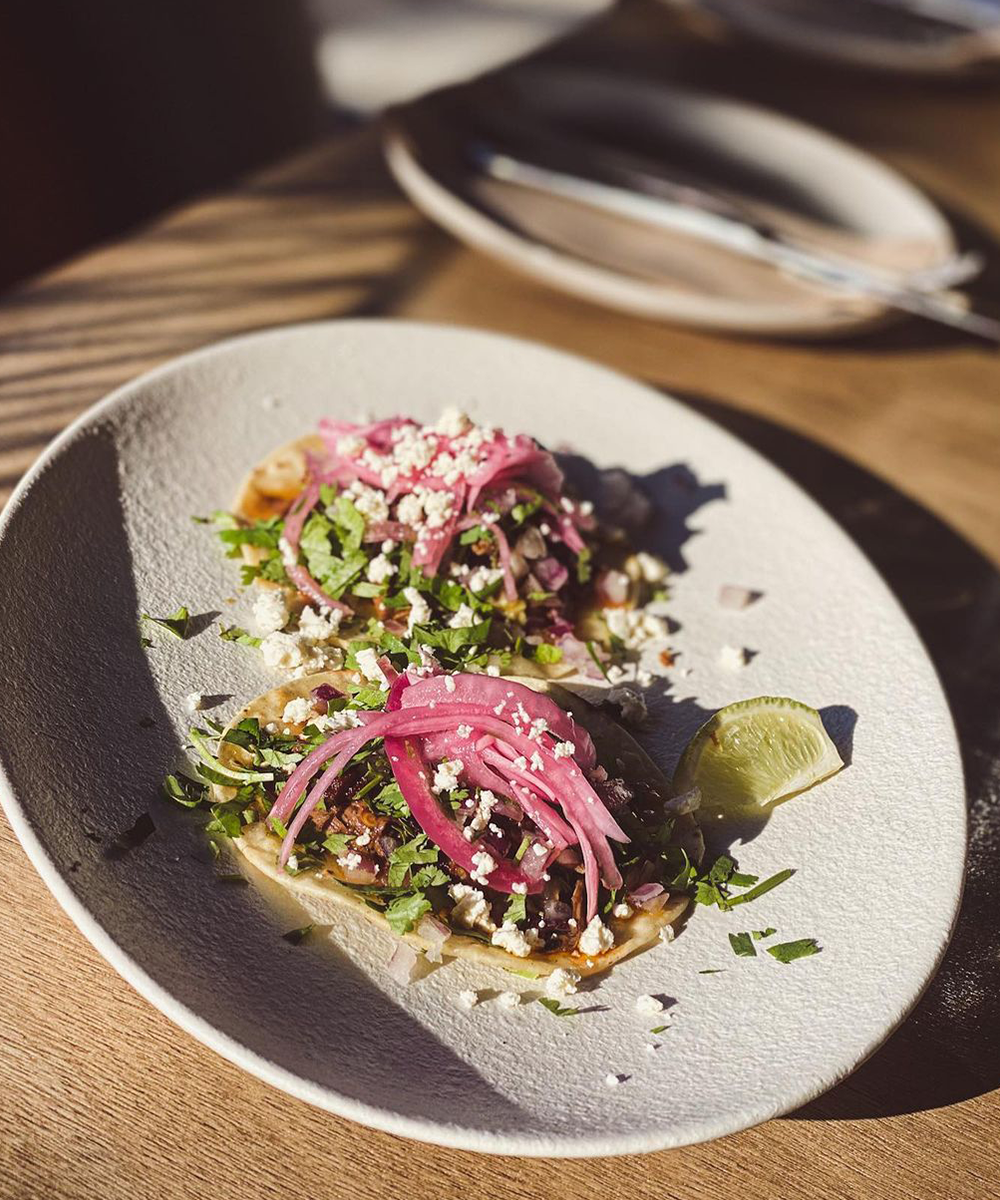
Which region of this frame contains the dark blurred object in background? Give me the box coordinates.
[0,1,325,291]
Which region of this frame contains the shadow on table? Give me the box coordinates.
[677,390,1000,1120]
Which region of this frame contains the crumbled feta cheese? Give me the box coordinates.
[529,751,545,773]
[511,755,528,772]
[636,669,653,688]
[396,493,424,527]
[447,603,477,629]
[526,718,549,741]
[490,922,540,958]
[420,488,454,529]
[532,843,549,857]
[553,741,575,759]
[605,1073,621,1088]
[511,881,527,895]
[259,631,304,670]
[634,994,663,1016]
[612,902,632,919]
[366,553,395,584]
[348,482,390,525]
[545,968,580,998]
[401,586,430,634]
[606,686,647,726]
[433,758,463,794]
[435,407,472,438]
[635,552,668,583]
[578,916,615,957]
[337,434,366,458]
[464,789,497,838]
[253,589,290,636]
[497,990,521,1010]
[486,664,501,677]
[603,607,669,649]
[645,1042,658,1054]
[468,564,503,594]
[281,697,313,725]
[338,851,363,870]
[313,707,361,732]
[470,849,497,885]
[354,829,372,847]
[355,646,389,686]
[456,989,479,1010]
[298,604,341,640]
[457,724,473,739]
[381,539,396,553]
[185,692,206,713]
[443,675,457,694]
[718,644,749,670]
[449,883,496,932]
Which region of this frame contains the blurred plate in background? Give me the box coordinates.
[385,64,957,336]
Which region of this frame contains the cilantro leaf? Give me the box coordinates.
[504,893,527,926]
[538,997,578,1017]
[162,773,207,808]
[219,624,260,647]
[726,869,795,907]
[649,1024,669,1034]
[767,938,820,964]
[752,927,777,941]
[532,643,563,665]
[387,834,439,887]
[142,606,190,640]
[384,891,432,934]
[333,495,365,552]
[323,833,354,857]
[728,931,757,958]
[413,620,491,655]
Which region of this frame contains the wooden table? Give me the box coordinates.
[2,14,999,1199]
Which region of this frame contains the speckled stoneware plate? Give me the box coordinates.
[0,321,965,1156]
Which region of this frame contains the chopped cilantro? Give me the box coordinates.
[412,620,491,656]
[333,495,365,551]
[727,869,795,907]
[387,834,440,887]
[767,938,821,964]
[205,804,242,839]
[752,928,777,941]
[282,924,314,945]
[384,892,432,934]
[538,997,578,1017]
[219,624,260,647]
[162,773,207,808]
[728,932,757,958]
[532,642,563,665]
[649,1025,669,1034]
[323,833,354,857]
[504,893,527,925]
[514,834,531,862]
[141,606,190,640]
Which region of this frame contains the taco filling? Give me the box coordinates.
[210,409,671,683]
[184,666,703,976]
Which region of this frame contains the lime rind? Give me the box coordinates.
[673,696,844,809]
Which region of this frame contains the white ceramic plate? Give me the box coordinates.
[384,65,956,336]
[0,321,964,1156]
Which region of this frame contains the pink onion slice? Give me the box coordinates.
[280,478,353,616]
[416,914,451,963]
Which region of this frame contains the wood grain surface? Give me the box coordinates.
[2,12,1000,1199]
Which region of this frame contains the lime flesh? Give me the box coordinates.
[673,696,844,809]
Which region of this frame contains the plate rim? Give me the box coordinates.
[383,66,956,336]
[0,318,967,1156]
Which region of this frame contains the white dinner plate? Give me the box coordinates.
[0,321,964,1156]
[384,65,957,336]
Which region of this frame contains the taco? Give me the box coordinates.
[202,666,704,978]
[213,408,671,684]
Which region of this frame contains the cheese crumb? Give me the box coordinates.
[497,991,521,1010]
[366,553,395,584]
[456,989,479,1010]
[444,674,457,693]
[281,697,313,725]
[433,758,463,794]
[253,589,290,636]
[470,849,497,885]
[260,631,304,670]
[635,551,668,583]
[612,902,632,919]
[545,968,580,998]
[605,1073,622,1088]
[299,604,341,640]
[449,883,496,933]
[355,646,389,687]
[185,692,206,713]
[490,922,540,958]
[578,916,615,957]
[634,994,664,1016]
[402,586,430,634]
[718,644,749,670]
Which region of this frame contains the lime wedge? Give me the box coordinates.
[673,697,843,809]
